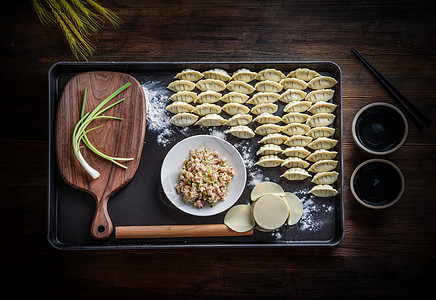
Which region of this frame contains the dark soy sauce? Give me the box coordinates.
[353,161,403,206]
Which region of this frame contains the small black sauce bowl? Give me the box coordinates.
[352,102,408,155]
[350,159,405,209]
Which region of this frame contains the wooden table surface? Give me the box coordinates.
[1,0,435,298]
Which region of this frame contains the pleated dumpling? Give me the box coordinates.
[284,135,313,147]
[222,103,250,115]
[195,114,226,126]
[308,101,337,114]
[282,146,311,159]
[283,101,312,113]
[195,79,226,92]
[254,124,283,136]
[280,78,308,90]
[169,91,197,103]
[174,69,203,82]
[256,144,283,156]
[255,80,283,93]
[255,68,286,82]
[287,68,320,81]
[166,101,195,114]
[281,168,311,181]
[309,185,338,197]
[167,80,196,92]
[279,89,307,103]
[307,137,338,150]
[251,103,278,115]
[306,113,336,127]
[282,112,310,124]
[226,125,255,139]
[224,114,252,126]
[311,171,339,185]
[202,69,231,81]
[192,103,222,116]
[255,155,284,167]
[305,89,335,102]
[258,133,289,145]
[281,157,310,169]
[308,76,338,90]
[195,91,222,103]
[170,113,198,127]
[282,123,311,136]
[306,127,336,139]
[226,81,255,94]
[231,69,257,82]
[253,113,281,124]
[306,149,338,162]
[220,92,249,104]
[308,160,338,173]
[246,92,280,105]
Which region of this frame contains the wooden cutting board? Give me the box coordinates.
[55,71,146,240]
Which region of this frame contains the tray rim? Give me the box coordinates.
[47,61,344,250]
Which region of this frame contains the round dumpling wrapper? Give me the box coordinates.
[224,205,255,233]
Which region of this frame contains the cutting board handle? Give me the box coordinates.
[90,196,113,240]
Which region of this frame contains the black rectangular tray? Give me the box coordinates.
[48,61,344,250]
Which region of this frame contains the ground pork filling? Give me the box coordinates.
[175,147,235,208]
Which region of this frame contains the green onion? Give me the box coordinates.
[72,82,133,179]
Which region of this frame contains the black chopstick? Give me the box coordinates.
[352,48,431,129]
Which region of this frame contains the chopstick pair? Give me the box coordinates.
[352,48,431,129]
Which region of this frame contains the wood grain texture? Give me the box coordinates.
[55,71,146,240]
[1,0,436,298]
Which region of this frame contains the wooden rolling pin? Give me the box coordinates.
[115,224,253,239]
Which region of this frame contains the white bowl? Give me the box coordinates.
[160,135,246,216]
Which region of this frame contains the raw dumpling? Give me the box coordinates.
[221,92,249,104]
[224,114,252,126]
[283,101,312,113]
[282,112,310,124]
[307,137,338,150]
[256,144,283,156]
[255,155,284,167]
[169,91,197,103]
[202,69,231,81]
[281,168,311,181]
[258,133,289,145]
[282,123,310,136]
[306,127,336,139]
[308,160,338,173]
[308,76,338,90]
[227,81,255,94]
[255,80,283,93]
[306,149,338,162]
[226,125,255,139]
[311,171,339,185]
[280,78,308,90]
[281,157,310,169]
[196,79,226,92]
[192,103,222,116]
[251,103,278,115]
[246,92,280,105]
[284,135,313,147]
[309,185,338,197]
[255,68,286,82]
[306,113,336,127]
[253,113,281,124]
[174,69,203,82]
[308,101,337,114]
[167,80,196,92]
[166,101,195,114]
[287,68,320,81]
[279,89,307,103]
[231,69,257,82]
[254,124,283,136]
[195,114,226,126]
[305,89,335,102]
[170,113,198,127]
[282,146,311,159]
[195,91,222,103]
[222,103,250,115]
